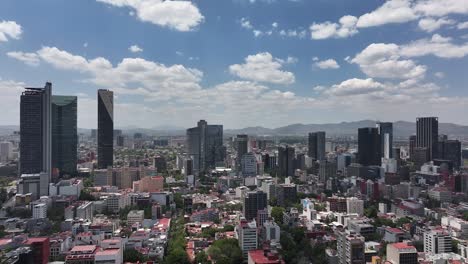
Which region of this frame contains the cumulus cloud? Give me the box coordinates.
[323,78,384,96]
[129,45,143,53]
[351,43,427,79]
[314,59,340,69]
[96,0,204,31]
[400,34,468,58]
[7,52,40,66]
[356,0,417,28]
[229,52,295,84]
[418,17,454,32]
[310,15,358,39]
[0,20,22,42]
[458,21,468,30]
[412,0,468,17]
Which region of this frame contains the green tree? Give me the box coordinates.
[123,248,148,262]
[79,190,96,201]
[195,251,210,264]
[208,239,243,264]
[164,248,190,264]
[271,207,285,225]
[364,205,378,218]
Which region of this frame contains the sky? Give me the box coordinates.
[0,0,468,129]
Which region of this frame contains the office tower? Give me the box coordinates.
[358,128,381,166]
[276,184,297,207]
[376,122,393,159]
[424,230,452,254]
[51,96,77,178]
[278,146,295,177]
[416,117,438,160]
[386,243,418,264]
[438,139,462,169]
[0,141,12,163]
[186,120,224,173]
[236,134,249,159]
[241,152,257,177]
[413,147,430,168]
[243,190,267,220]
[116,135,125,147]
[319,160,337,183]
[409,135,416,160]
[20,83,52,183]
[337,230,365,264]
[97,89,114,169]
[308,131,326,160]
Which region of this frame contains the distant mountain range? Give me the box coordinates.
[1,120,468,138]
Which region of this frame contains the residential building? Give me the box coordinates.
[237,219,258,259]
[346,197,364,216]
[24,237,50,264]
[386,242,418,264]
[424,229,452,254]
[32,203,47,219]
[337,230,365,264]
[127,210,145,226]
[262,220,280,243]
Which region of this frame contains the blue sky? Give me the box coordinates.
[0,0,468,129]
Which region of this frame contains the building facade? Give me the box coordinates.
[97,89,114,169]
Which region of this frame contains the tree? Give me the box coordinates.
[195,251,210,264]
[364,205,378,218]
[271,207,285,225]
[208,239,243,264]
[164,248,190,264]
[123,248,148,262]
[79,190,96,201]
[0,188,7,203]
[174,193,183,209]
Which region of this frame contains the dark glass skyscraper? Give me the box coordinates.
[308,131,325,160]
[186,120,224,173]
[20,82,52,177]
[376,122,393,159]
[358,127,381,166]
[236,134,248,170]
[97,89,113,169]
[52,96,77,178]
[416,117,438,161]
[243,190,267,220]
[278,146,295,177]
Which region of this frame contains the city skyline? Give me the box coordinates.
[1,0,468,129]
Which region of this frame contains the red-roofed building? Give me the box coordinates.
[383,228,409,243]
[66,245,99,264]
[24,237,50,264]
[248,250,285,264]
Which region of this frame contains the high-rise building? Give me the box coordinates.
[424,229,452,254]
[97,89,114,169]
[358,128,381,166]
[308,131,326,160]
[409,135,416,160]
[243,190,267,220]
[241,152,257,177]
[32,203,47,219]
[237,219,258,260]
[416,117,438,160]
[346,197,364,216]
[20,83,52,179]
[278,146,295,177]
[386,243,418,264]
[337,230,365,264]
[438,139,462,169]
[51,96,77,178]
[186,120,224,173]
[276,184,297,207]
[236,134,249,168]
[376,122,393,159]
[319,160,337,183]
[0,141,13,163]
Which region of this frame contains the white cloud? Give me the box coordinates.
[96,0,204,31]
[356,0,418,28]
[286,56,298,64]
[324,78,384,96]
[400,34,468,58]
[229,52,295,84]
[129,45,143,53]
[272,22,278,28]
[310,15,358,39]
[83,42,88,48]
[351,43,427,79]
[458,21,468,30]
[418,17,454,32]
[434,72,445,78]
[0,20,22,42]
[7,51,40,66]
[315,59,340,69]
[240,17,253,29]
[413,0,468,17]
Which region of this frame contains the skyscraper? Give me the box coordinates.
[97,89,113,169]
[308,131,325,160]
[416,117,438,160]
[409,135,416,160]
[20,82,52,179]
[358,127,381,166]
[376,122,393,159]
[438,139,462,169]
[243,190,267,220]
[236,134,248,170]
[52,96,77,178]
[278,146,295,177]
[186,120,224,173]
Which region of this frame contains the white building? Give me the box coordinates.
[236,219,258,259]
[241,153,257,177]
[379,203,388,214]
[302,198,317,221]
[32,203,47,219]
[262,220,280,243]
[381,158,397,173]
[441,216,468,239]
[18,173,49,199]
[127,210,145,226]
[424,229,452,254]
[346,197,364,216]
[77,201,94,221]
[49,178,83,197]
